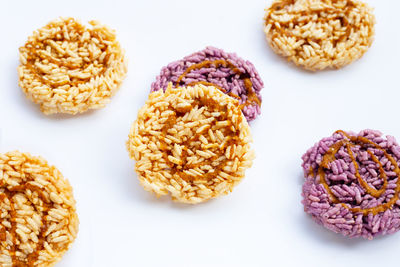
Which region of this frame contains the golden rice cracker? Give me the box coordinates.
[18,17,127,115]
[264,0,376,71]
[127,83,255,204]
[0,151,79,266]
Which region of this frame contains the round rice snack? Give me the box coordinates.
[302,130,400,239]
[264,0,375,71]
[0,151,79,266]
[151,46,263,121]
[127,84,255,204]
[18,17,127,115]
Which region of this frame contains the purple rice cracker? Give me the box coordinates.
[302,129,400,239]
[151,46,264,121]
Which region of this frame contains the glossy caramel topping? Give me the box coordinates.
[318,130,400,215]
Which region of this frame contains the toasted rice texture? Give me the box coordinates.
[18,17,127,115]
[0,151,79,266]
[264,0,375,71]
[127,84,255,204]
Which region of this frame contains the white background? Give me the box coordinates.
[0,0,399,266]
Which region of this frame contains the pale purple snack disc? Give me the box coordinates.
[302,129,400,239]
[151,46,264,121]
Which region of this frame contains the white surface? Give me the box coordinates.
[0,0,399,266]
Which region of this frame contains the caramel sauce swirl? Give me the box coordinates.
[317,130,400,215]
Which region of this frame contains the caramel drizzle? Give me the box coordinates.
[22,24,110,89]
[0,181,52,265]
[266,1,361,48]
[175,59,261,108]
[157,97,243,182]
[317,130,400,215]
